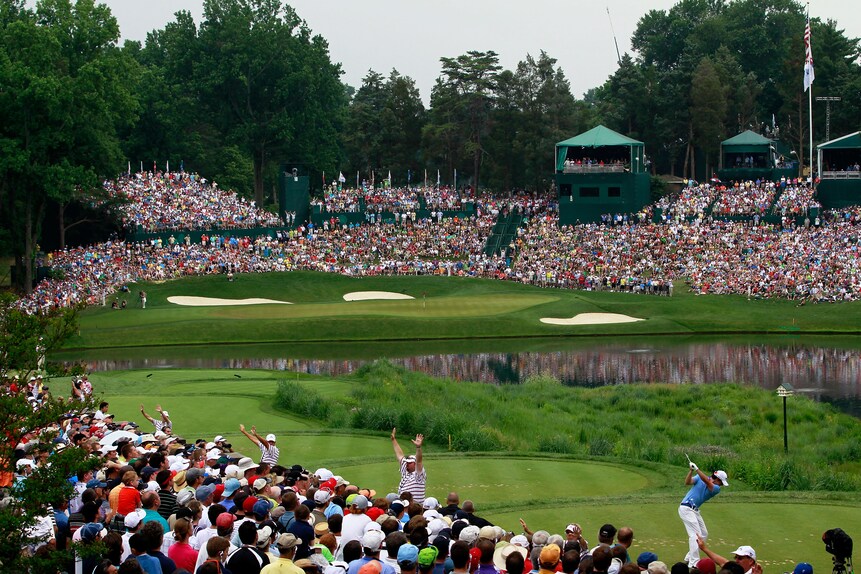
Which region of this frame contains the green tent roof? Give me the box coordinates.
[721,130,772,147]
[556,125,643,148]
[818,132,861,150]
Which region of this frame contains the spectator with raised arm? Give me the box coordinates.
[240,423,280,465]
[391,427,426,505]
[139,404,172,434]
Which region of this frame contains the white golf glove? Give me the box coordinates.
[689,461,698,471]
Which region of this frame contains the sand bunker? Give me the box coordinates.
[343,291,415,301]
[540,313,644,325]
[167,296,292,306]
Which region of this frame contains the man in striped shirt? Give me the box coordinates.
[240,423,280,465]
[391,427,426,505]
[139,403,173,434]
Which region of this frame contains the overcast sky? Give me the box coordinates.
[87,1,861,102]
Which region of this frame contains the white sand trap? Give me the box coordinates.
[343,291,415,301]
[167,296,292,306]
[540,313,644,325]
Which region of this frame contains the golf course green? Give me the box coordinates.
[64,272,861,349]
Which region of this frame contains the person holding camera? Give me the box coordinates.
[678,457,729,568]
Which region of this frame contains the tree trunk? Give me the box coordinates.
[473,140,480,193]
[58,202,66,249]
[253,144,266,205]
[22,193,39,295]
[683,142,691,180]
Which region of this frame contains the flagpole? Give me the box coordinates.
[805,2,815,183]
[809,81,814,183]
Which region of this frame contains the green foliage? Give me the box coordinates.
[275,360,861,491]
[0,293,78,381]
[343,70,426,186]
[0,286,96,571]
[0,0,139,291]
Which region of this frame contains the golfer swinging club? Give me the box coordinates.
[679,455,729,567]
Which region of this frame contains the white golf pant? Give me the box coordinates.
[679,504,708,567]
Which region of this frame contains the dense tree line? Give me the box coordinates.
[3,0,860,293]
[595,0,861,178]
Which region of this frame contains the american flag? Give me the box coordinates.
[804,13,815,92]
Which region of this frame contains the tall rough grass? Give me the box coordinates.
[275,361,861,491]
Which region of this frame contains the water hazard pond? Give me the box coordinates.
[54,334,861,417]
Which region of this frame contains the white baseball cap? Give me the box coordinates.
[124,509,146,529]
[714,470,729,486]
[733,546,756,560]
[266,434,276,442]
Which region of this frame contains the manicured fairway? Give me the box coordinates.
[89,369,350,437]
[336,458,659,506]
[65,272,861,349]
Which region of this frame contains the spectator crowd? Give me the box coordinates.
[107,172,281,233]
[15,174,861,316]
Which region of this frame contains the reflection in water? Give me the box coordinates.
[67,342,861,416]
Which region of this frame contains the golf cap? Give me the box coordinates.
[793,564,813,574]
[257,526,274,548]
[277,533,300,550]
[362,529,385,552]
[637,552,659,569]
[351,494,369,510]
[252,500,271,517]
[714,470,729,486]
[195,485,215,501]
[314,489,331,504]
[479,525,497,541]
[539,544,561,565]
[80,522,104,541]
[418,546,439,567]
[124,508,147,529]
[216,476,239,496]
[696,559,716,574]
[315,468,334,481]
[732,546,756,560]
[266,433,276,442]
[422,497,439,510]
[459,525,480,544]
[398,543,420,565]
[599,523,617,538]
[403,455,416,463]
[214,435,225,443]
